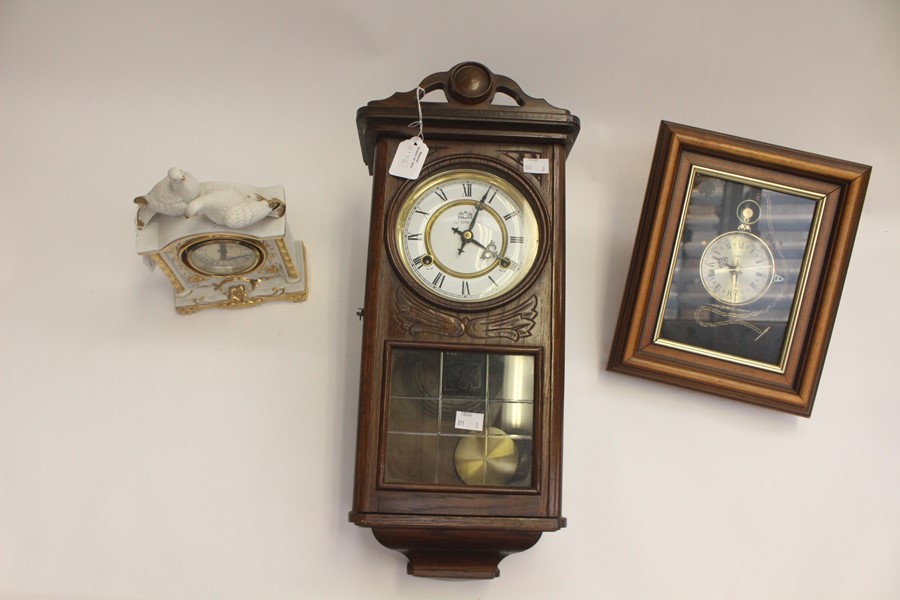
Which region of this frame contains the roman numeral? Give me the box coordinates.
[510,236,524,243]
[461,281,470,295]
[432,272,445,288]
[461,182,472,197]
[435,188,449,202]
[412,255,425,268]
[488,276,498,287]
[406,233,422,241]
[503,210,520,221]
[414,209,428,216]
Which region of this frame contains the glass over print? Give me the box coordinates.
[656,168,822,370]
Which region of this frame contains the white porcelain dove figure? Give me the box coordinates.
[185,184,286,229]
[134,167,201,229]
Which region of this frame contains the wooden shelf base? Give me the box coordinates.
[372,526,543,579]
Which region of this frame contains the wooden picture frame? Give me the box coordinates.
[608,121,871,416]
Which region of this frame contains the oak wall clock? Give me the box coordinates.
[608,122,871,416]
[349,62,579,578]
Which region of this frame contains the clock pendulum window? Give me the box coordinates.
[349,62,579,579]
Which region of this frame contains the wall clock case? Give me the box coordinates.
[349,62,579,579]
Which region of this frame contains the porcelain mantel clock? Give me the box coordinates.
[134,168,307,314]
[350,62,579,579]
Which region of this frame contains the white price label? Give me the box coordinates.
[522,157,549,174]
[389,136,429,180]
[455,411,484,432]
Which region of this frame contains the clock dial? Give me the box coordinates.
[700,231,775,305]
[395,169,540,303]
[182,237,265,276]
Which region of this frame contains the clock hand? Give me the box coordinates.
[467,236,488,251]
[452,225,499,258]
[452,226,473,254]
[729,270,741,302]
[714,256,737,270]
[464,234,500,260]
[452,190,493,254]
[466,187,493,231]
[463,234,501,260]
[451,226,499,260]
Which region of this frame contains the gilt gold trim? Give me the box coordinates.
[275,238,300,280]
[176,288,308,314]
[654,166,826,373]
[213,277,262,292]
[150,254,185,294]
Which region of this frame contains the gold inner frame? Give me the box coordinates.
[423,199,507,279]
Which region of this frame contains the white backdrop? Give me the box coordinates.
[1,1,898,598]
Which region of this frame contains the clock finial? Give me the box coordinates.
[447,61,494,104]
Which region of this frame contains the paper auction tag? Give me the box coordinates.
[389,136,429,179]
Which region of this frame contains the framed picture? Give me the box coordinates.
[608,121,871,416]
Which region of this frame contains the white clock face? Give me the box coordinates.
[700,231,775,305]
[395,169,540,303]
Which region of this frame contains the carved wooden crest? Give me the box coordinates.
[394,289,537,341]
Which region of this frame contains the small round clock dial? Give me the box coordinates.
[700,231,775,305]
[182,237,265,276]
[395,169,540,303]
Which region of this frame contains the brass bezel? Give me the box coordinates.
[389,163,546,311]
[181,235,267,277]
[698,230,776,306]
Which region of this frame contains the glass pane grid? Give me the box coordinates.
[384,348,534,487]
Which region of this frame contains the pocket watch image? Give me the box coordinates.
[700,199,775,306]
[393,168,540,304]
